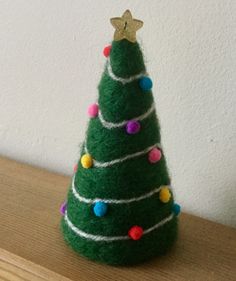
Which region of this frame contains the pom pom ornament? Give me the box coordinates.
[88,103,99,118]
[81,154,93,169]
[128,226,143,240]
[103,45,112,57]
[61,10,179,266]
[93,201,108,217]
[126,120,141,134]
[173,203,181,216]
[139,77,153,91]
[73,164,78,173]
[60,202,67,215]
[159,186,171,203]
[148,147,162,163]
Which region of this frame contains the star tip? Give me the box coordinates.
[123,9,132,16]
[110,17,116,27]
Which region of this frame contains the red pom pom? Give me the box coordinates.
[103,45,112,57]
[128,225,143,240]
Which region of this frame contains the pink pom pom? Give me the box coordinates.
[88,103,99,118]
[103,45,112,57]
[148,148,162,163]
[73,164,78,172]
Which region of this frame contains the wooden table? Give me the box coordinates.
[0,156,235,281]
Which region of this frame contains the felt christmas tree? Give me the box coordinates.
[60,10,181,266]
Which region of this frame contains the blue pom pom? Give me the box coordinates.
[93,201,108,217]
[139,76,153,91]
[173,203,181,216]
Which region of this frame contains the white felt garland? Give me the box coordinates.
[64,211,174,242]
[98,102,155,129]
[84,142,161,168]
[64,55,174,243]
[71,175,170,204]
[107,58,148,85]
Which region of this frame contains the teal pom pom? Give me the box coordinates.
[139,77,153,91]
[173,203,181,216]
[93,201,108,217]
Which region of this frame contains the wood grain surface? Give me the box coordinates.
[0,156,235,281]
[0,249,71,281]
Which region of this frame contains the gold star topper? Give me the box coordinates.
[110,10,143,43]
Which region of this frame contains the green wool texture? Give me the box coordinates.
[61,39,178,266]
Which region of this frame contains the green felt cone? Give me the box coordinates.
[61,36,179,266]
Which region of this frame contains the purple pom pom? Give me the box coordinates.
[60,201,67,215]
[126,120,141,134]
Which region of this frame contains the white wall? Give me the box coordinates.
[0,1,236,227]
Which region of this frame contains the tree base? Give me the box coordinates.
[61,216,178,266]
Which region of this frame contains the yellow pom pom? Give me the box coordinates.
[81,154,93,169]
[159,186,171,203]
